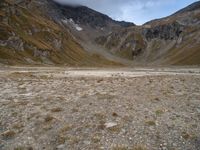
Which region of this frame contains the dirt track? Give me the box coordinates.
[0,67,200,150]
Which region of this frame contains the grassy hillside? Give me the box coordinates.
[0,0,119,66]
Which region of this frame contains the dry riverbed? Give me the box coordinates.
[0,67,200,150]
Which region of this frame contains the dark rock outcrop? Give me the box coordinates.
[142,22,183,41]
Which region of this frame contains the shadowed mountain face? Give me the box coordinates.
[0,0,200,66]
[51,2,135,29]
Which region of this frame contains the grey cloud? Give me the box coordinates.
[53,0,196,25]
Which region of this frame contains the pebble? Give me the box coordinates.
[56,144,65,149]
[196,107,200,113]
[163,143,167,146]
[13,99,19,103]
[104,122,118,128]
[83,141,91,145]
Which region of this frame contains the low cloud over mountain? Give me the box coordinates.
[54,0,197,25]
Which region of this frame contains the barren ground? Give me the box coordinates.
[0,67,200,150]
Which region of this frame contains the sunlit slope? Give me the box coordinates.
[0,0,118,66]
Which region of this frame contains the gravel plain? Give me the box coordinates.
[0,67,200,150]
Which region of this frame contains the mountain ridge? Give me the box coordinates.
[0,0,120,66]
[95,1,200,65]
[0,0,200,66]
[51,1,135,28]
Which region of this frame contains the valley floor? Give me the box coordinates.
[0,67,200,150]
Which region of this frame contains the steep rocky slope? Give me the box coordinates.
[38,0,135,66]
[96,1,200,65]
[0,0,118,66]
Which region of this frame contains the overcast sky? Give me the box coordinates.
[54,0,198,25]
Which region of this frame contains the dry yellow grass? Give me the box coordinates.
[0,1,120,66]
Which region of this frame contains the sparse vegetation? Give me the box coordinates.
[0,65,200,150]
[44,115,54,122]
[112,112,118,117]
[60,124,73,133]
[112,145,129,150]
[145,120,156,126]
[96,93,116,100]
[132,145,147,150]
[14,146,33,150]
[1,130,16,139]
[107,124,122,133]
[181,132,190,140]
[91,135,101,143]
[112,144,147,150]
[155,109,164,116]
[51,107,62,112]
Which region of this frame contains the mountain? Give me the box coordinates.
[51,2,135,29]
[39,0,136,65]
[0,0,119,66]
[174,1,200,15]
[96,1,200,65]
[0,0,200,66]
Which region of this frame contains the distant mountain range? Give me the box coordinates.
[0,0,200,66]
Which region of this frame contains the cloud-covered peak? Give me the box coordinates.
[54,0,198,25]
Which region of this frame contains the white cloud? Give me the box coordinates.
[54,0,198,25]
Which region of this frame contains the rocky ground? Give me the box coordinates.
[0,67,200,150]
